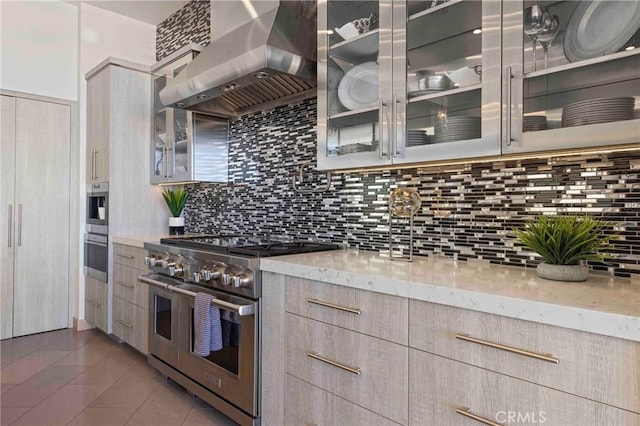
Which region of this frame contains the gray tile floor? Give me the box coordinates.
[0,329,238,425]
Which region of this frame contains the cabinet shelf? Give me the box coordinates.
[330,29,379,63]
[524,48,640,80]
[521,118,640,148]
[329,106,378,128]
[408,84,481,104]
[408,0,466,21]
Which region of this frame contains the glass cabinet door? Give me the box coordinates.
[170,108,192,182]
[317,0,393,170]
[394,0,502,164]
[151,75,169,183]
[503,0,640,154]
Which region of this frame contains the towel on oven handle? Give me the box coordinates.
[221,310,241,347]
[194,293,223,356]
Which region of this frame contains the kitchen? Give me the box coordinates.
[1,0,639,425]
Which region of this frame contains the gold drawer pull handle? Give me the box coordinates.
[307,352,361,375]
[116,319,133,328]
[307,299,361,315]
[456,407,502,426]
[455,334,559,364]
[117,254,135,259]
[116,281,135,289]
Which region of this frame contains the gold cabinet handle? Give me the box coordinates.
[456,407,502,426]
[117,254,135,260]
[307,352,361,375]
[116,319,133,328]
[455,334,559,364]
[307,299,361,315]
[116,281,134,289]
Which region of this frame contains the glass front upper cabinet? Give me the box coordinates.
[317,0,502,170]
[317,0,390,170]
[502,0,640,154]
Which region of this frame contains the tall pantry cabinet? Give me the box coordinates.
[84,59,167,334]
[0,95,71,339]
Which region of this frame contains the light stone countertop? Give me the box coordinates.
[260,249,640,342]
[111,234,172,248]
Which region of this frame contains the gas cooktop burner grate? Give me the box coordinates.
[159,235,340,257]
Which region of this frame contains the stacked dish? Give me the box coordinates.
[337,61,379,111]
[523,115,548,131]
[433,116,481,143]
[561,97,635,128]
[407,130,430,146]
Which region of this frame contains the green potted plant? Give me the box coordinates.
[162,187,187,235]
[514,215,617,282]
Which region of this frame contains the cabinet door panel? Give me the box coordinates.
[113,263,148,309]
[13,98,70,337]
[0,96,16,339]
[409,300,640,413]
[87,69,110,183]
[410,349,640,426]
[286,314,408,424]
[285,374,400,426]
[285,276,408,345]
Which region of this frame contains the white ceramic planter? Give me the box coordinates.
[169,216,185,235]
[536,262,589,282]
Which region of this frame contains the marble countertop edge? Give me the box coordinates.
[260,254,640,343]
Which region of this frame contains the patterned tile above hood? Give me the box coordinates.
[183,97,640,279]
[156,0,210,61]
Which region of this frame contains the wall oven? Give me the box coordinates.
[84,232,107,282]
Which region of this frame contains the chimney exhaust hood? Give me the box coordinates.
[159,1,317,118]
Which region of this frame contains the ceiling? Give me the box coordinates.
[79,1,189,26]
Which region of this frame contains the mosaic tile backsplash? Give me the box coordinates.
[182,98,640,278]
[156,0,210,61]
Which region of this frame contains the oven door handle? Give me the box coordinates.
[139,274,256,316]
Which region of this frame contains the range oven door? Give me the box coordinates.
[177,285,259,417]
[147,276,180,368]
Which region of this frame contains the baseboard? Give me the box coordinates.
[73,317,95,331]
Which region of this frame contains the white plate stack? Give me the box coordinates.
[433,116,481,143]
[523,115,548,131]
[407,130,430,146]
[561,97,635,128]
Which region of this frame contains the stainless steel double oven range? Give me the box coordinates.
[141,236,339,426]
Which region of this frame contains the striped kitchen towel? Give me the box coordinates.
[194,293,223,356]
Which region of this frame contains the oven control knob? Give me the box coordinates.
[200,269,212,281]
[169,264,183,277]
[144,256,153,266]
[222,273,232,286]
[232,274,251,288]
[211,263,226,279]
[193,272,201,283]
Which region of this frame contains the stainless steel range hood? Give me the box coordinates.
[159,1,317,118]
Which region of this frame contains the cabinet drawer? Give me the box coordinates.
[286,314,408,424]
[285,276,408,345]
[409,300,640,413]
[113,244,148,270]
[85,276,108,332]
[410,349,640,426]
[113,263,148,309]
[112,296,147,354]
[285,374,401,426]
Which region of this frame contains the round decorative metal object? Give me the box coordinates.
[389,187,422,218]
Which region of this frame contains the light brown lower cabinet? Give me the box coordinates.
[285,313,408,425]
[111,243,149,353]
[285,374,401,426]
[112,296,147,353]
[409,349,640,426]
[85,276,108,332]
